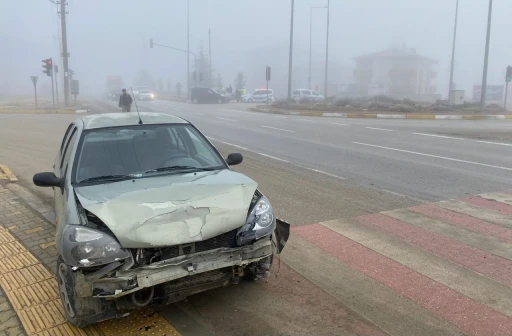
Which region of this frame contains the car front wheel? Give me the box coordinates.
[57,256,113,328]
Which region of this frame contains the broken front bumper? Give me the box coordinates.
[80,237,273,299]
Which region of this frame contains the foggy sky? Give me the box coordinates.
[2,0,512,98]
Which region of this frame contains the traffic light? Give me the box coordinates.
[149,38,153,48]
[42,59,52,76]
[506,66,512,83]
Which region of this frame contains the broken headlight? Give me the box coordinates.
[237,196,276,246]
[62,225,131,267]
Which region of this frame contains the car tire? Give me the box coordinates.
[244,254,273,281]
[57,256,113,328]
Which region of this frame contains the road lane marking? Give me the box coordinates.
[258,153,289,162]
[260,125,295,133]
[328,122,348,126]
[206,136,218,141]
[196,113,205,116]
[308,168,346,180]
[413,133,463,140]
[352,142,512,172]
[220,141,248,150]
[217,117,237,122]
[476,140,512,147]
[365,127,394,132]
[299,119,316,122]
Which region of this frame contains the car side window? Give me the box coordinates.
[312,91,319,96]
[60,127,77,172]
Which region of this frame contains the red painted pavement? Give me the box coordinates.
[410,204,512,242]
[294,224,512,336]
[463,196,512,215]
[357,213,512,287]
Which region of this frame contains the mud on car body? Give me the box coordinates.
[33,112,290,327]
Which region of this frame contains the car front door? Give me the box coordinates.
[54,124,78,229]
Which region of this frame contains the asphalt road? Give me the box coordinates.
[1,100,512,335]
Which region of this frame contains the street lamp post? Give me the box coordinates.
[287,0,295,104]
[187,0,190,100]
[448,0,459,102]
[480,0,493,110]
[324,0,330,100]
[308,6,327,90]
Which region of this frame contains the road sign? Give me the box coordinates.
[71,80,79,95]
[30,76,38,86]
[506,66,512,83]
[266,66,271,81]
[472,85,504,103]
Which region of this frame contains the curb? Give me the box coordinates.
[0,164,18,182]
[0,109,90,115]
[251,107,512,121]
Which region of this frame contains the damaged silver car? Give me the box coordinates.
[33,112,290,327]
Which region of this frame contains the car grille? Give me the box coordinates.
[159,229,237,260]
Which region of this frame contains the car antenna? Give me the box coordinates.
[130,87,143,125]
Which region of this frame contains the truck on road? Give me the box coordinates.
[106,76,123,101]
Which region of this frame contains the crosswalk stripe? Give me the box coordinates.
[293,224,512,336]
[321,218,512,317]
[478,192,512,206]
[437,200,512,229]
[410,204,512,242]
[357,213,512,287]
[281,233,464,336]
[384,208,512,261]
[463,196,512,215]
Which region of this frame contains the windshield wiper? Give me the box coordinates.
[145,166,217,174]
[79,174,136,183]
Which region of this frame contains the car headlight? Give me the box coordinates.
[62,225,131,267]
[236,196,275,246]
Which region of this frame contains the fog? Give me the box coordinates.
[2,0,511,99]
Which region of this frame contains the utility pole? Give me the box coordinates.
[480,0,493,110]
[187,0,190,100]
[209,28,212,88]
[309,6,327,90]
[324,0,330,100]
[448,0,459,102]
[59,0,70,106]
[287,0,295,104]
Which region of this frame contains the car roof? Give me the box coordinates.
[79,112,189,130]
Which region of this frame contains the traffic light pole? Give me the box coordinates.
[50,60,56,108]
[54,65,59,104]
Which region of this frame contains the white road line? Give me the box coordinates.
[196,113,205,116]
[299,119,316,122]
[260,125,295,133]
[308,168,346,180]
[258,153,289,162]
[365,127,394,132]
[220,141,248,150]
[352,141,512,172]
[217,117,237,122]
[328,122,348,126]
[413,133,463,140]
[476,140,512,147]
[206,136,218,141]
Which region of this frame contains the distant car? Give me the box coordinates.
[242,89,274,103]
[133,86,148,95]
[32,112,290,327]
[292,89,324,103]
[137,90,154,101]
[191,87,230,104]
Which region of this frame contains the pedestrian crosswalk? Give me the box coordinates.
[281,191,512,336]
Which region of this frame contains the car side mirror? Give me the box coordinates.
[33,172,63,188]
[226,153,243,166]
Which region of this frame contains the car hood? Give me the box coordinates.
[74,170,258,248]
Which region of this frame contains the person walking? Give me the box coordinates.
[118,89,133,112]
[235,88,241,103]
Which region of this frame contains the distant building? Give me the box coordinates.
[353,47,440,101]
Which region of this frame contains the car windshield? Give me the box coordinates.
[74,124,226,183]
